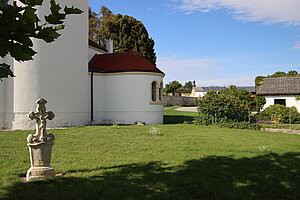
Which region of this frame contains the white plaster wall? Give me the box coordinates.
[190,90,206,98]
[7,0,89,129]
[92,75,105,123]
[102,74,164,124]
[0,58,5,128]
[1,55,14,129]
[263,95,300,112]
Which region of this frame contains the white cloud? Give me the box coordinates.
[157,54,218,82]
[293,41,300,49]
[195,76,255,86]
[157,54,255,86]
[174,0,300,25]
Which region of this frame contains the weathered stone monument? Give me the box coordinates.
[26,98,56,181]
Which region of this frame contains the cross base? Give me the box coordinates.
[26,167,56,181]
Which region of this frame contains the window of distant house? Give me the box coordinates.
[159,82,163,101]
[151,81,157,102]
[274,99,286,106]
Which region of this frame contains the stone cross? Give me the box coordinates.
[26,98,56,181]
[27,98,55,144]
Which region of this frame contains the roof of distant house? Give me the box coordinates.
[193,86,224,92]
[89,52,164,75]
[257,76,300,95]
[193,86,255,92]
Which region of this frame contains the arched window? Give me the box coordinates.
[151,81,157,102]
[159,82,163,101]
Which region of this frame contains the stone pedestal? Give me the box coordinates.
[26,142,55,181]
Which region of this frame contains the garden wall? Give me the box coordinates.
[162,96,198,106]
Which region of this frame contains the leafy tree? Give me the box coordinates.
[287,70,298,76]
[101,14,156,64]
[100,6,114,24]
[89,8,100,44]
[255,96,266,112]
[183,81,194,93]
[269,71,287,77]
[164,81,182,96]
[89,6,114,47]
[0,0,82,80]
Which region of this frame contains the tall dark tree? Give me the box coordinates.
[101,14,156,64]
[0,0,82,79]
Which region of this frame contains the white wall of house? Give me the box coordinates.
[263,95,300,111]
[3,0,89,129]
[190,90,205,98]
[100,73,164,124]
[0,58,5,128]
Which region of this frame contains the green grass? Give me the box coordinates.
[0,107,299,199]
[164,106,198,124]
[261,123,300,130]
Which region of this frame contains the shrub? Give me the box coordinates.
[218,121,261,130]
[256,104,300,124]
[195,90,249,125]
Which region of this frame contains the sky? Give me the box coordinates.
[89,0,300,87]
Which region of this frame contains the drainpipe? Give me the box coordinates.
[91,72,94,124]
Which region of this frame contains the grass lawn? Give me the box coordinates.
[0,108,299,199]
[163,106,198,124]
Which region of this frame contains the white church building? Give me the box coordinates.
[0,0,164,130]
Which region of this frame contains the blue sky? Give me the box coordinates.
[89,0,300,86]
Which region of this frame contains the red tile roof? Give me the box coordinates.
[89,52,164,75]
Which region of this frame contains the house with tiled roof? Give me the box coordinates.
[256,77,300,111]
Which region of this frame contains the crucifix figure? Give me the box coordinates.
[27,98,55,144]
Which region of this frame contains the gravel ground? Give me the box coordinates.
[175,107,198,112]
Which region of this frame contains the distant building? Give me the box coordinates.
[256,77,300,111]
[190,86,255,98]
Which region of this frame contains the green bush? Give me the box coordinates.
[256,104,300,124]
[218,121,261,130]
[195,90,249,125]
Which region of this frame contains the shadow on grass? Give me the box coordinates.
[2,153,300,200]
[163,115,195,124]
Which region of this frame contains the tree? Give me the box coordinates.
[287,70,298,76]
[0,0,82,80]
[89,8,100,44]
[164,81,182,96]
[101,14,156,64]
[89,6,114,47]
[183,81,194,93]
[269,71,287,77]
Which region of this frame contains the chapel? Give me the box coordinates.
[0,0,164,129]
